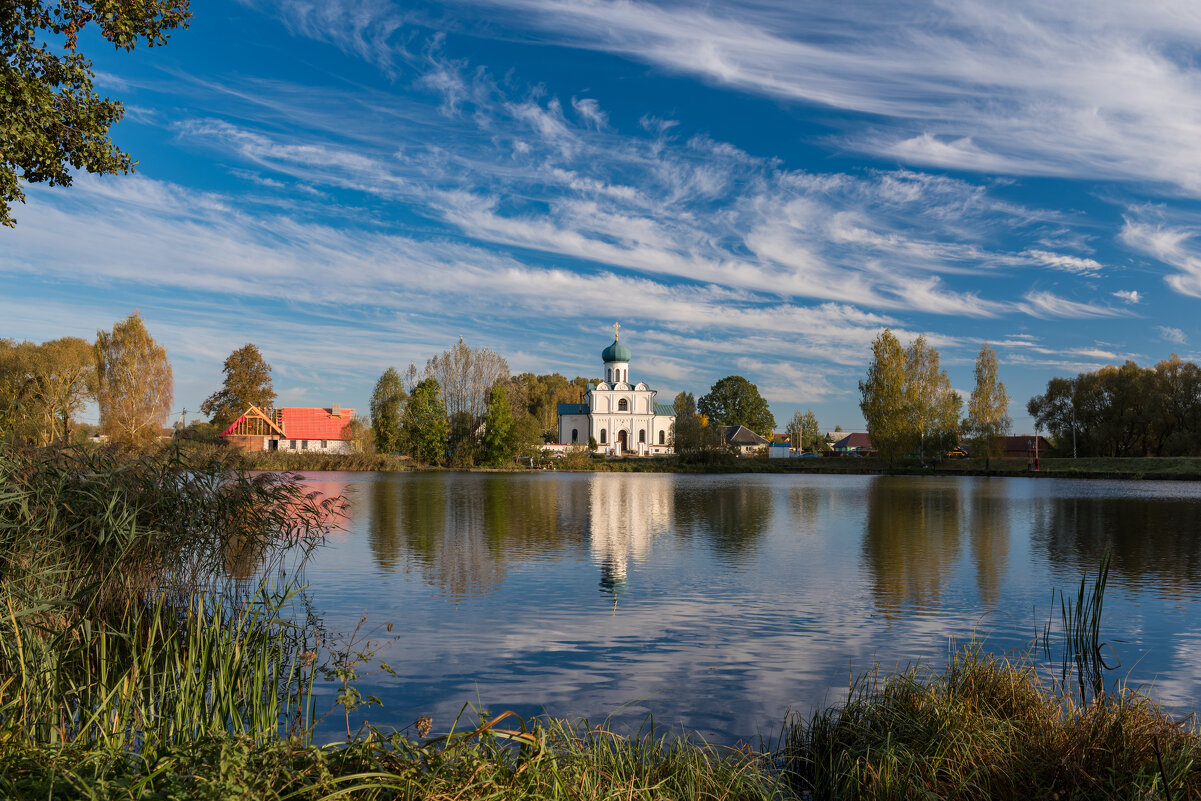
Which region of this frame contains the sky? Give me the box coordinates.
[6,0,1201,433]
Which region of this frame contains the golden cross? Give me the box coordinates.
[614,321,620,340]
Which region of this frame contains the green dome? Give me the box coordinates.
[602,338,631,363]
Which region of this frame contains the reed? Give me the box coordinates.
[0,443,340,756]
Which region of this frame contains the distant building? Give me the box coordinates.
[719,425,769,456]
[1000,435,1052,459]
[557,326,675,456]
[832,432,873,455]
[220,405,357,454]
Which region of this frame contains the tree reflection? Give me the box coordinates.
[863,477,963,615]
[673,481,773,558]
[1033,493,1201,592]
[967,480,1010,607]
[365,475,581,598]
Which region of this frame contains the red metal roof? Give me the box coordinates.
[276,407,355,440]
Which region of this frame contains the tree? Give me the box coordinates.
[95,311,173,446]
[200,344,275,431]
[859,329,910,462]
[424,338,510,422]
[370,367,407,455]
[787,409,823,451]
[402,378,448,465]
[0,336,94,445]
[905,335,961,459]
[672,390,725,460]
[697,376,776,438]
[963,344,1011,471]
[481,384,515,467]
[2,1,191,227]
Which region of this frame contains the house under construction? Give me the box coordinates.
[220,405,356,454]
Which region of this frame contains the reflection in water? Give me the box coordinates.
[365,475,575,598]
[673,482,773,558]
[1033,491,1201,592]
[968,481,1011,606]
[863,477,963,614]
[589,474,674,593]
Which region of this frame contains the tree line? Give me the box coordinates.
[1,312,174,447]
[1028,355,1201,457]
[859,329,1011,465]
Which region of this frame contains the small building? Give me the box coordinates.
[999,435,1053,459]
[832,432,873,455]
[767,442,793,458]
[220,405,357,454]
[719,425,769,456]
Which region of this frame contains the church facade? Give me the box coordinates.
[557,328,676,456]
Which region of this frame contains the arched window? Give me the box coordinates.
[659,430,665,445]
[571,428,578,443]
[599,429,607,444]
[622,369,627,382]
[618,398,628,411]
[639,429,646,443]
[607,368,612,382]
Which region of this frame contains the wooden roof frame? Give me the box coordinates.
[220,405,287,439]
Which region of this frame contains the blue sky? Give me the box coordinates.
[6,0,1201,432]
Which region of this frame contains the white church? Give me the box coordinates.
[557,326,676,456]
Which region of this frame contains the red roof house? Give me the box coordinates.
[221,406,356,453]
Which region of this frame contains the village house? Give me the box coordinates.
[719,425,769,456]
[220,405,357,454]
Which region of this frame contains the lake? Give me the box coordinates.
[292,471,1201,744]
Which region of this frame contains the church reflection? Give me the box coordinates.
[589,474,674,594]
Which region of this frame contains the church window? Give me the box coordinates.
[571,428,578,443]
[659,430,665,445]
[600,429,607,444]
[639,429,646,443]
[618,398,628,411]
[607,368,612,382]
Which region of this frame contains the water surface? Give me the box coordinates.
[295,472,1201,743]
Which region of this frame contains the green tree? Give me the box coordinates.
[2,1,191,226]
[697,376,776,438]
[94,311,173,446]
[370,367,407,455]
[859,329,910,462]
[200,344,276,431]
[402,378,448,465]
[963,344,1011,471]
[481,383,515,467]
[787,409,822,451]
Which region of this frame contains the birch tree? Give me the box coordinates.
[95,312,173,446]
[963,344,1011,470]
[859,329,910,462]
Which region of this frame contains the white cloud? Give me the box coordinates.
[1158,326,1188,345]
[1113,289,1141,303]
[1121,216,1201,297]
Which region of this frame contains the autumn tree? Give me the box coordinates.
[481,383,515,467]
[962,344,1011,471]
[697,376,776,438]
[0,336,94,445]
[2,1,191,226]
[424,338,509,422]
[201,344,276,431]
[402,378,448,465]
[95,311,173,446]
[905,335,961,459]
[859,329,910,462]
[370,367,407,455]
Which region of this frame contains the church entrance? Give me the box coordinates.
[617,430,628,453]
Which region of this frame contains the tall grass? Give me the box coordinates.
[0,443,340,754]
